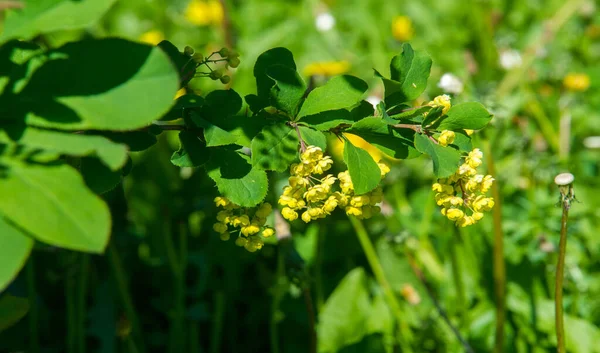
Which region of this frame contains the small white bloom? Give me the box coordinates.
[499,49,522,70]
[315,12,335,32]
[554,173,574,186]
[437,73,463,94]
[366,95,382,109]
[583,136,600,149]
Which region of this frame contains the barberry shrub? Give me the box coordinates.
[0,1,492,289]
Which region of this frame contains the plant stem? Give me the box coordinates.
[449,229,466,316]
[66,255,77,353]
[405,251,474,353]
[392,123,422,133]
[107,243,146,353]
[210,292,225,353]
[303,287,317,353]
[483,139,506,353]
[270,252,284,353]
[555,204,570,353]
[348,216,412,351]
[170,222,188,353]
[314,224,325,311]
[77,254,90,353]
[26,255,40,353]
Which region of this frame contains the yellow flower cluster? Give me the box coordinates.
[563,73,590,92]
[392,16,414,42]
[185,0,224,26]
[213,197,275,252]
[432,148,495,227]
[279,146,390,222]
[303,61,351,77]
[437,130,455,147]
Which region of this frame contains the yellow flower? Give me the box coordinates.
[429,94,451,114]
[214,196,229,207]
[392,16,414,42]
[219,232,230,241]
[282,207,298,221]
[446,208,464,221]
[139,30,164,45]
[185,0,223,26]
[438,130,455,147]
[262,228,275,238]
[304,60,351,77]
[563,73,590,92]
[213,222,228,233]
[241,223,261,236]
[378,162,391,177]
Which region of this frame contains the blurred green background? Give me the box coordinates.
[2,0,600,352]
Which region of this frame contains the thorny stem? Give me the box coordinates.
[405,251,475,353]
[291,123,307,152]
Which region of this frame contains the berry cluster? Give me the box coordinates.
[432,148,495,227]
[279,145,390,222]
[213,197,275,252]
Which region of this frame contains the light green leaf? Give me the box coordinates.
[206,148,268,207]
[0,159,111,252]
[0,127,128,170]
[170,131,210,167]
[299,126,327,150]
[413,133,462,178]
[251,123,298,171]
[298,75,368,118]
[0,217,33,292]
[387,43,432,101]
[449,131,473,152]
[318,268,371,353]
[266,64,306,116]
[0,294,29,332]
[348,117,419,159]
[23,38,179,131]
[253,47,297,109]
[343,140,381,194]
[0,0,118,42]
[299,100,374,131]
[436,102,493,131]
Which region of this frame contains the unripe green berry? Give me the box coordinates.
[183,46,195,56]
[192,52,204,63]
[218,47,230,57]
[209,70,223,80]
[228,57,240,68]
[220,75,231,84]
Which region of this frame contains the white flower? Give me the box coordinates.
[366,95,382,109]
[315,12,335,32]
[437,73,463,94]
[499,49,522,70]
[583,136,600,149]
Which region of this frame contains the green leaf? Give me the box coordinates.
[450,131,473,152]
[253,47,297,108]
[0,294,29,332]
[251,123,298,171]
[0,159,110,252]
[266,64,306,116]
[80,157,123,194]
[298,75,368,118]
[413,133,462,178]
[298,126,327,150]
[99,131,157,152]
[157,40,195,87]
[0,217,33,292]
[0,0,118,42]
[343,140,381,194]
[387,43,432,101]
[161,94,204,121]
[193,115,240,147]
[299,100,374,131]
[0,127,128,170]
[348,117,419,159]
[206,148,268,207]
[318,268,371,353]
[21,38,179,131]
[436,102,493,131]
[170,131,210,167]
[201,89,243,118]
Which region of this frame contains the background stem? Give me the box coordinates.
[348,216,412,352]
[555,205,570,353]
[27,255,40,353]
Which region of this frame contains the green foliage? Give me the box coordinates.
[436,102,493,131]
[343,139,381,194]
[414,133,462,178]
[0,294,29,332]
[0,219,33,292]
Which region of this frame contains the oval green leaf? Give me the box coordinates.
[0,217,33,292]
[298,75,368,119]
[436,102,493,131]
[251,123,298,171]
[343,139,381,194]
[413,133,462,178]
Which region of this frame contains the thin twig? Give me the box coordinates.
[405,250,475,353]
[392,123,422,133]
[555,203,569,353]
[291,123,307,152]
[0,1,23,11]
